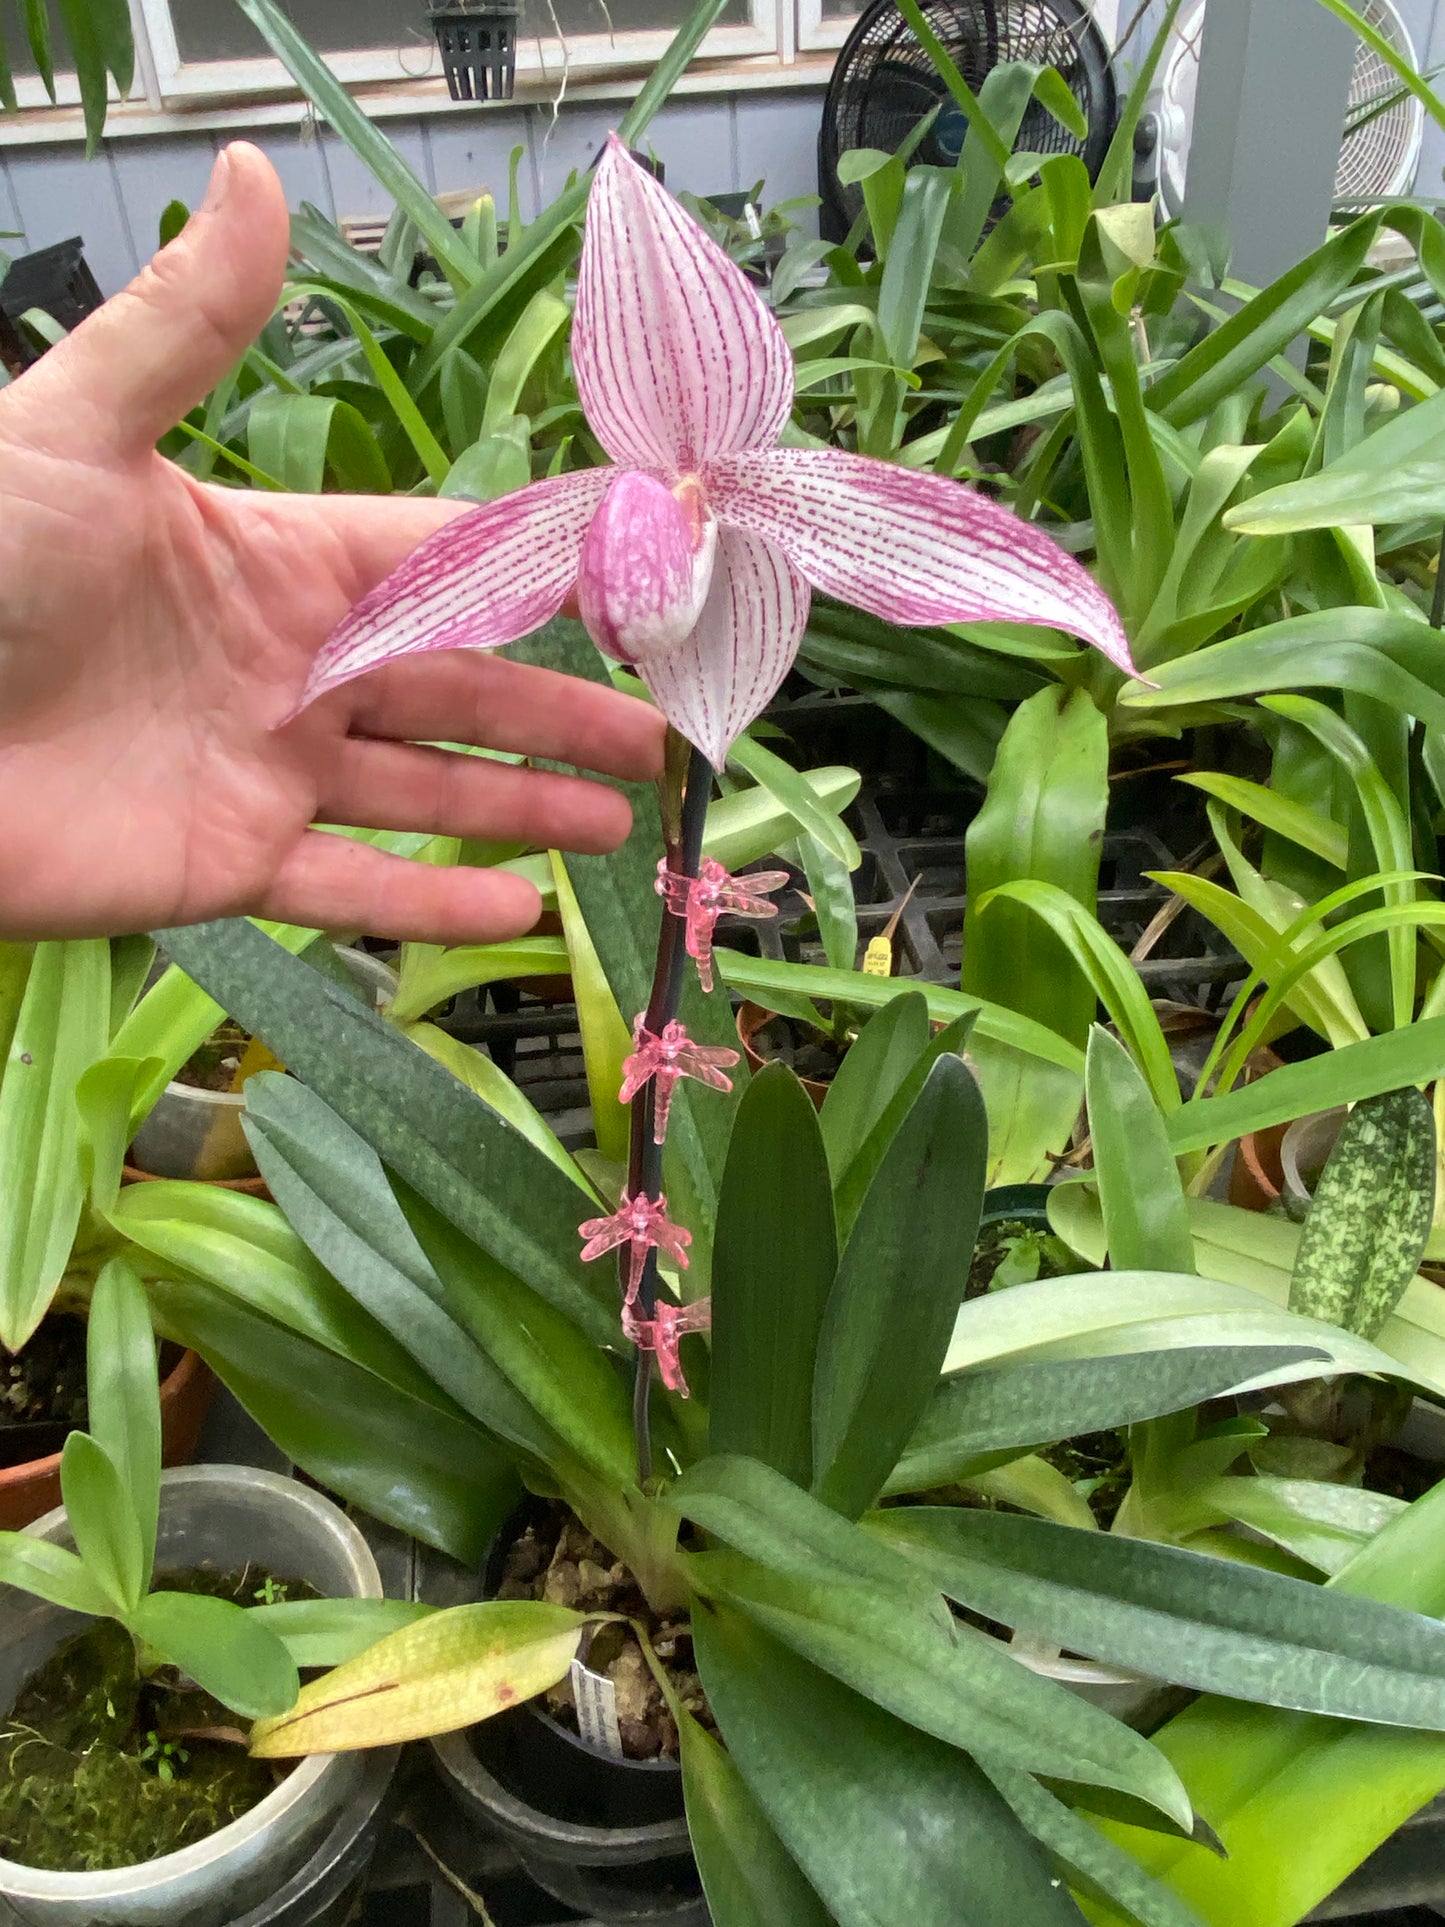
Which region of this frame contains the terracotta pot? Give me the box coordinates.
[121,1163,271,1201]
[1225,1043,1289,1213]
[737,1003,830,1109]
[0,1345,214,1532]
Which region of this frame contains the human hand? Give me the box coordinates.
[0,143,663,944]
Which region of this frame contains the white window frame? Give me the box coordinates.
[135,0,781,105]
[798,0,1120,58]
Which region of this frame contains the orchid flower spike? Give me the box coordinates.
[578,1189,691,1309]
[623,1296,712,1399]
[299,138,1136,769]
[620,1015,740,1144]
[658,856,788,994]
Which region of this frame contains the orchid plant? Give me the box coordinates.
[296,135,1137,1476]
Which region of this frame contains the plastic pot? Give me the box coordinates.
[228,1742,397,1927]
[428,4,518,102]
[0,1344,212,1534]
[736,1002,829,1108]
[0,1465,383,1927]
[427,1504,702,1924]
[130,950,397,1182]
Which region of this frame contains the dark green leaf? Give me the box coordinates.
[146,1277,516,1566]
[887,1347,1328,1495]
[680,1709,832,1927]
[833,1011,978,1239]
[693,1603,1088,1927]
[1288,1088,1436,1339]
[812,1055,988,1516]
[710,1066,837,1487]
[689,1550,1190,1821]
[242,1075,563,1465]
[875,1507,1445,1727]
[86,1256,161,1587]
[153,920,612,1343]
[132,1592,299,1720]
[818,992,931,1180]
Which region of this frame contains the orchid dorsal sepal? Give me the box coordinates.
[298,138,1133,772]
[656,855,789,994]
[622,1295,712,1399]
[578,1189,692,1309]
[619,1015,740,1144]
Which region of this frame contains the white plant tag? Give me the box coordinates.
[569,1657,624,1759]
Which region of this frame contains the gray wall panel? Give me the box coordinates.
[241,126,335,220]
[112,135,218,258]
[733,91,822,227]
[646,98,738,195]
[4,144,137,294]
[424,111,538,216]
[323,121,431,220]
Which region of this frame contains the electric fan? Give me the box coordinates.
[1157,0,1424,217]
[818,0,1118,243]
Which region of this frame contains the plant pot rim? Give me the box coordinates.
[0,1345,205,1498]
[0,1465,380,1902]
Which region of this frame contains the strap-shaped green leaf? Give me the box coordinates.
[146,1275,516,1568]
[0,1535,113,1618]
[153,918,612,1343]
[1288,1087,1436,1339]
[1086,1028,1195,1274]
[0,939,109,1349]
[86,1257,161,1587]
[710,1066,838,1487]
[875,1507,1445,1727]
[812,1054,987,1516]
[132,1592,299,1721]
[59,1433,145,1620]
[888,1346,1327,1496]
[689,1549,1190,1824]
[693,1602,1088,1927]
[680,1707,832,1927]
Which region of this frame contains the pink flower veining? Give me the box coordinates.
[578,1190,692,1310]
[297,140,1136,771]
[657,857,789,994]
[619,1016,740,1144]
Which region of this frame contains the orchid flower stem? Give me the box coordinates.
[628,740,714,1483]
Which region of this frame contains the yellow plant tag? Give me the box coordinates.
[863,935,893,978]
[230,1034,285,1091]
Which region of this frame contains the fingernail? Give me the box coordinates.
[201,146,235,216]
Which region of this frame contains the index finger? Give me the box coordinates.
[344,648,666,784]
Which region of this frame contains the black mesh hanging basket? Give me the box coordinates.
[429,3,520,102]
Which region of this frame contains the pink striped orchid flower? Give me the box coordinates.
[301,139,1134,767]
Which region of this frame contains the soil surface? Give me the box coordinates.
[174,1021,251,1092]
[496,1509,709,1761]
[0,1566,309,1872]
[0,1317,87,1444]
[966,1217,1088,1301]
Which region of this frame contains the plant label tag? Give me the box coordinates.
[569,1658,624,1759]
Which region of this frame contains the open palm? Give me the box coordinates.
[0,142,662,943]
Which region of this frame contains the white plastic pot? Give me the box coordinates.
[130,949,397,1181]
[0,1465,382,1927]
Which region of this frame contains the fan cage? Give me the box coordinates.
[819,0,1118,242]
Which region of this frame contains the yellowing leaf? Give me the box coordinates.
[248,1600,585,1757]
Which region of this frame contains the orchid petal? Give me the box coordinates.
[301,469,611,705]
[637,526,810,769]
[708,448,1136,675]
[573,137,794,476]
[577,471,718,665]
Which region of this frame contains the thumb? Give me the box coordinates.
[12,142,289,459]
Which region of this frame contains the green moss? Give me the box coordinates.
[0,1570,309,1873]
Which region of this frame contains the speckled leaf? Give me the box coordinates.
[1288,1088,1436,1338]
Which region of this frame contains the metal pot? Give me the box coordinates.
[0,1465,382,1927]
